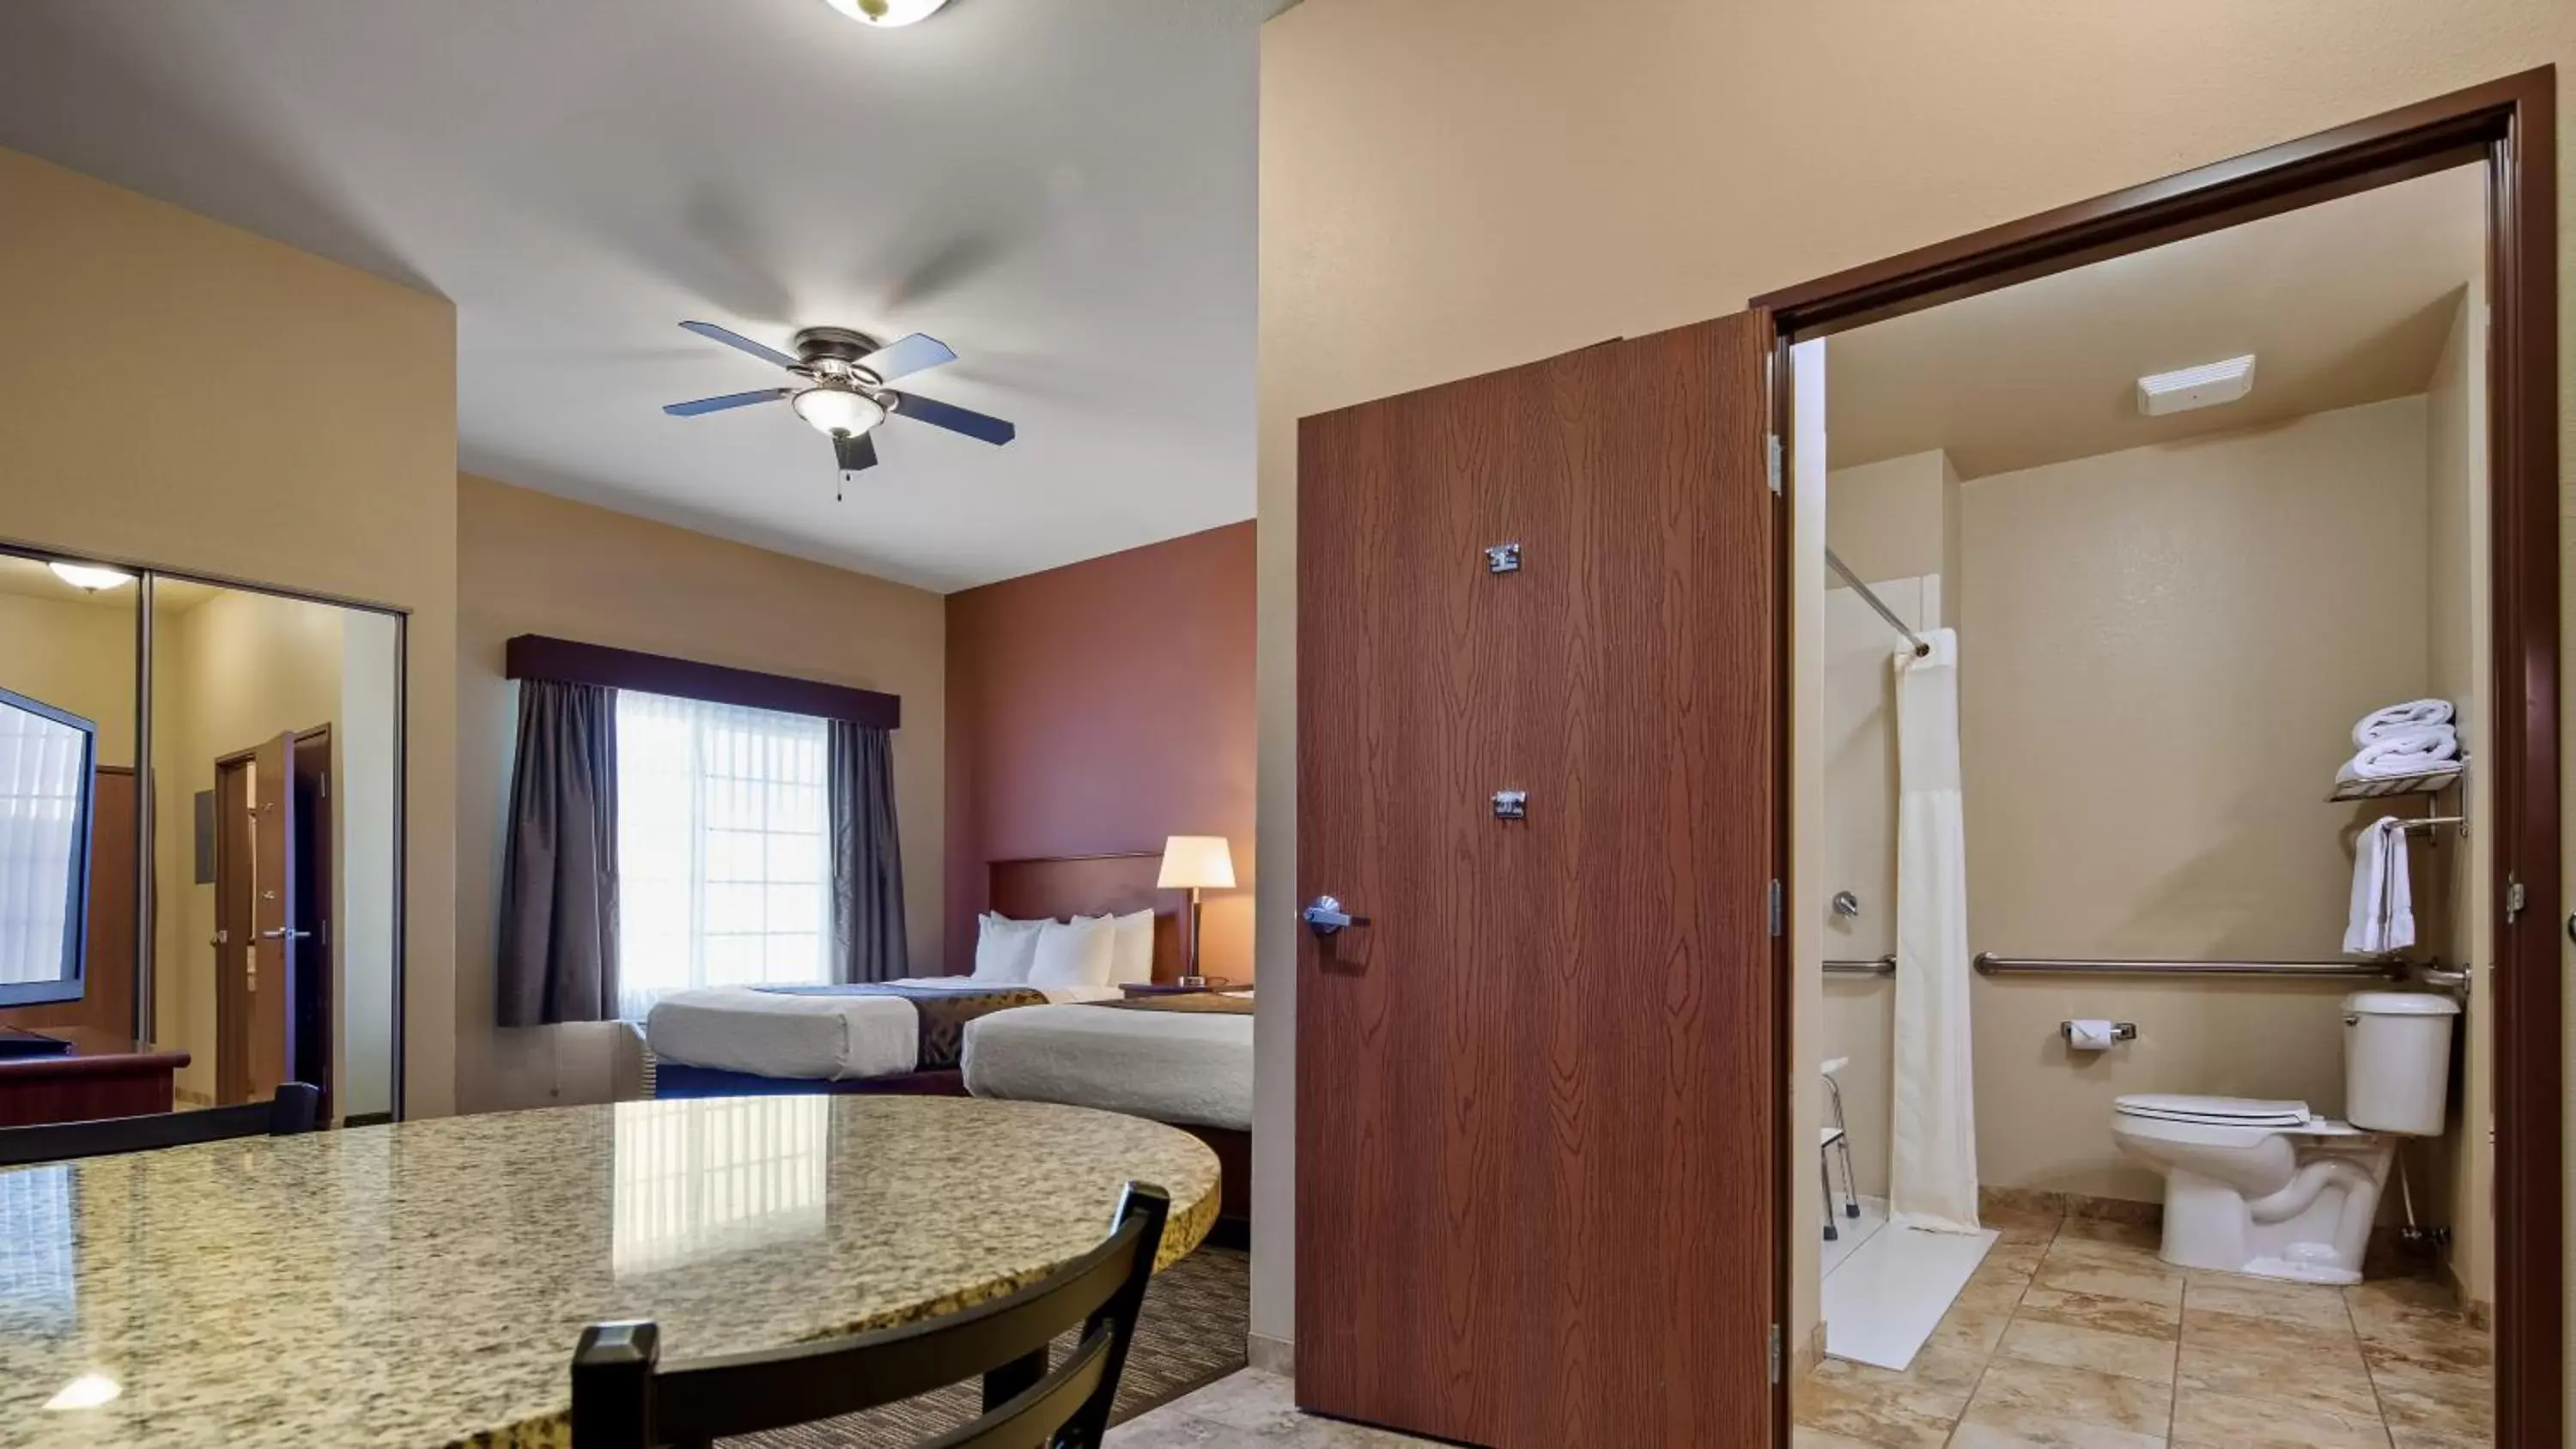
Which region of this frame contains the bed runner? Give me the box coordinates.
[756,983,1049,1068]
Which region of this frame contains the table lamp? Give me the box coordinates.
[1157,835,1236,985]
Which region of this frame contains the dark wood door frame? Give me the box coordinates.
[1753,67,2557,1446]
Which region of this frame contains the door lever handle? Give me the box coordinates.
[257,927,313,943]
[1303,895,1369,937]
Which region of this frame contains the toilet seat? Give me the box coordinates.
[2114,1094,2312,1129]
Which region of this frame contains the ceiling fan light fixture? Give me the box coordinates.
[791,386,888,438]
[823,0,952,26]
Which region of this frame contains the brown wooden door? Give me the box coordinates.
[246,731,298,1102]
[1295,313,1778,1447]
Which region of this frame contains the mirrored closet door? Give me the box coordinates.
[0,544,404,1123]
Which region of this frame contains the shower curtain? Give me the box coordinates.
[1890,627,1981,1234]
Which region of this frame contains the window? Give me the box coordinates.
[615,691,831,1019]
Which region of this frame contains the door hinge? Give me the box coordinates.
[1765,434,1783,495]
[1767,879,1783,938]
[1769,1323,1783,1385]
[2506,873,2527,923]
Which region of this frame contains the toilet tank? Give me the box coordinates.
[2342,991,2462,1136]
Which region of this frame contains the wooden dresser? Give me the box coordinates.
[0,1029,191,1127]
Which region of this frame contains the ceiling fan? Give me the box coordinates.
[661,321,1016,494]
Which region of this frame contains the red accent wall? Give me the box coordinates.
[944,521,1256,979]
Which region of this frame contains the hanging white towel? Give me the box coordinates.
[1890,627,1980,1235]
[2337,725,2460,784]
[2353,700,2455,747]
[2343,816,2415,955]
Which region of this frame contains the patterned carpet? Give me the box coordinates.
[727,1244,1249,1447]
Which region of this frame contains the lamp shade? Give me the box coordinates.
[1157,835,1236,891]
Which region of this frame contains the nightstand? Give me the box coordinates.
[1120,979,1237,998]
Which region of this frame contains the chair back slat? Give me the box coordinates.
[574,1181,1170,1449]
[920,1328,1112,1449]
[0,1082,322,1167]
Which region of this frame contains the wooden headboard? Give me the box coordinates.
[987,852,1185,983]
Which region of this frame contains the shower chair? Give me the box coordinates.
[1820,1057,1860,1240]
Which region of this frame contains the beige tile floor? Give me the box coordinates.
[1109,1209,2493,1448]
[1104,1368,1427,1446]
[1795,1206,2495,1448]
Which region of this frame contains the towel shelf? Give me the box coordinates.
[1975,954,2408,981]
[1825,956,1896,976]
[2330,761,2465,803]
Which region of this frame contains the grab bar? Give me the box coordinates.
[1974,954,2406,980]
[1825,956,1896,976]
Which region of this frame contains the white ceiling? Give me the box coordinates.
[1826,164,2488,479]
[0,0,1281,591]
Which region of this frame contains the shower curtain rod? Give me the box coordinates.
[1825,549,1932,658]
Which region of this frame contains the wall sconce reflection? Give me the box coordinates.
[612,1096,829,1277]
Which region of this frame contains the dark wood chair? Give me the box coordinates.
[0,1082,323,1167]
[573,1181,1171,1449]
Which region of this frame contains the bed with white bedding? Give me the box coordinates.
[960,995,1254,1131]
[647,978,1121,1085]
[962,991,1255,1240]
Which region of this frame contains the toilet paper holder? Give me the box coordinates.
[2062,1021,2139,1045]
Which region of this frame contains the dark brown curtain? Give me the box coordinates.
[496,679,619,1025]
[829,721,908,983]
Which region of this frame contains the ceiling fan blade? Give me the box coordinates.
[855,332,957,383]
[679,320,801,371]
[834,431,879,475]
[888,391,1016,446]
[662,387,793,417]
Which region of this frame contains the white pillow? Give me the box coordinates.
[972,913,1045,983]
[1107,909,1156,985]
[1027,915,1117,988]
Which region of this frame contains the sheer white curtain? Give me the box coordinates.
[0,706,87,988]
[615,692,832,1020]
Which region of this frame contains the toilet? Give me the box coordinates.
[2108,991,2460,1284]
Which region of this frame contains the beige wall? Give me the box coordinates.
[452,475,947,1114]
[1960,397,2434,1200]
[0,587,137,765]
[2427,282,2497,1307]
[1256,9,2576,1370]
[0,144,459,1116]
[1825,451,1949,589]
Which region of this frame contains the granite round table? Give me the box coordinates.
[0,1094,1221,1448]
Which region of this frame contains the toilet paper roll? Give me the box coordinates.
[2066,1019,2118,1052]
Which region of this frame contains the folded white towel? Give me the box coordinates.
[2344,815,2415,955]
[2337,725,2459,784]
[2354,699,2455,748]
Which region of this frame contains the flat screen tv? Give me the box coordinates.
[0,684,95,1015]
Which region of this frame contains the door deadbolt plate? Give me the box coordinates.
[1485,543,1522,574]
[1492,790,1528,821]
